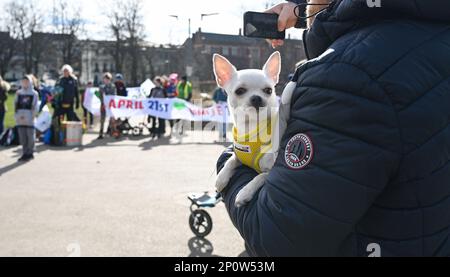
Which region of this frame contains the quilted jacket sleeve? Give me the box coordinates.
[218,60,403,256]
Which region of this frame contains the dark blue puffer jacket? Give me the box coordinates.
[218,0,450,257]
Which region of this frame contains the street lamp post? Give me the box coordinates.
[169,15,192,38]
[169,13,219,78]
[201,13,219,21]
[200,13,220,31]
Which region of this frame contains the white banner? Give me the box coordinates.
[84,88,231,123]
[105,96,231,123]
[140,79,155,97]
[34,106,52,132]
[83,88,102,116]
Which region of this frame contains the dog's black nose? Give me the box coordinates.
[250,95,264,108]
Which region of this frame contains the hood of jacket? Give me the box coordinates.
[303,0,450,59]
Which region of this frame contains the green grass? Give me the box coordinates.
[3,92,85,129]
[4,94,15,129]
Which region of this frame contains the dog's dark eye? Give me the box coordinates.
[263,87,273,95]
[235,87,247,96]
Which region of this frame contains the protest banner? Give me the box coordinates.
[104,96,231,123]
[84,88,231,123]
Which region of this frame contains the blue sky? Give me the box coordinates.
[0,0,302,44]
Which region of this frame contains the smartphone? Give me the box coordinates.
[243,12,285,40]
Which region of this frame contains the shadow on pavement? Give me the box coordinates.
[187,237,221,257]
[0,161,26,177]
[139,136,231,151]
[139,136,172,151]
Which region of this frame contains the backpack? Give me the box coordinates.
[50,118,64,146]
[0,127,19,146]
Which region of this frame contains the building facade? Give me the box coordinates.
[182,29,306,94]
[1,30,306,93]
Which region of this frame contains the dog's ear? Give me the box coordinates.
[263,51,281,84]
[213,54,237,88]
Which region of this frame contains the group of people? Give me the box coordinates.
[147,75,193,139]
[94,72,194,140]
[1,63,215,161]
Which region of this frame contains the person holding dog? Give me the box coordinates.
[217,0,450,256]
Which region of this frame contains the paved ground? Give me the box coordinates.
[0,125,245,257]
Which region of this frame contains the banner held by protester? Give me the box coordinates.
[84,87,231,123]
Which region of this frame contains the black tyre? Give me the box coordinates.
[189,210,213,238]
[132,127,142,136]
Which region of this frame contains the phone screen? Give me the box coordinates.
[244,12,285,40]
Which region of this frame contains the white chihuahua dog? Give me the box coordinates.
[213,51,296,207]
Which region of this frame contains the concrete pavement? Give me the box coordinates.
[0,128,245,257]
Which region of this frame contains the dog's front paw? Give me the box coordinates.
[235,187,256,208]
[216,171,232,192]
[234,173,268,207]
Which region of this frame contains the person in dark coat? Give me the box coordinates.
[98,73,117,139]
[114,73,128,97]
[0,76,10,136]
[213,87,228,142]
[217,0,450,257]
[54,64,80,122]
[81,81,94,128]
[148,77,168,139]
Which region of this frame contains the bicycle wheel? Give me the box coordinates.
[189,210,213,238]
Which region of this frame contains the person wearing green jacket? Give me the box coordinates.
[176,76,192,102]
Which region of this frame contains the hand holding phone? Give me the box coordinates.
[244,12,286,40]
[244,1,307,43]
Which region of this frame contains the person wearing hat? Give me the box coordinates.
[54,64,80,121]
[114,73,127,97]
[15,76,39,162]
[176,76,192,102]
[98,72,117,139]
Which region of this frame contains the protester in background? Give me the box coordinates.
[114,73,131,129]
[148,77,167,139]
[38,85,53,113]
[213,87,228,142]
[54,64,80,121]
[98,73,117,140]
[15,76,39,162]
[115,73,127,97]
[0,76,11,135]
[174,76,192,136]
[30,75,40,94]
[166,74,178,98]
[82,81,94,129]
[165,75,178,133]
[177,76,192,102]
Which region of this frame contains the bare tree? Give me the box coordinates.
[6,0,45,74]
[105,2,127,74]
[52,0,84,65]
[0,28,16,77]
[123,0,146,85]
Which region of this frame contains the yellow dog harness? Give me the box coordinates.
[233,119,274,173]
